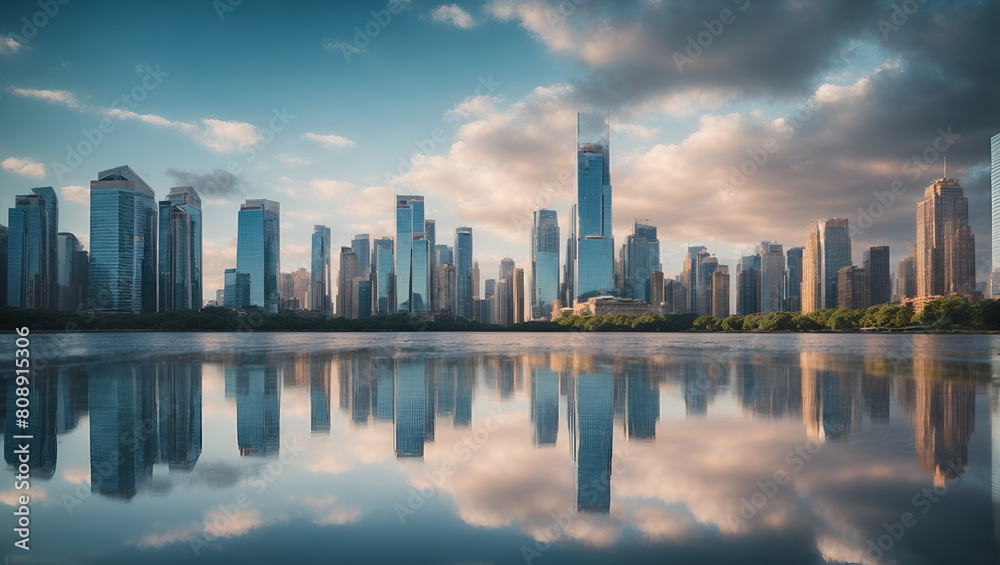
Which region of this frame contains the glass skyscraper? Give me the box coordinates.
[758,241,785,314]
[56,232,88,313]
[311,225,332,317]
[157,186,202,311]
[623,221,660,303]
[863,245,891,306]
[993,133,1000,297]
[236,199,280,313]
[802,218,851,312]
[395,195,425,313]
[411,238,430,312]
[575,113,614,300]
[89,166,157,314]
[373,236,394,316]
[7,187,57,309]
[786,247,804,312]
[562,204,577,307]
[454,226,473,319]
[530,209,559,319]
[737,254,761,316]
[352,233,371,276]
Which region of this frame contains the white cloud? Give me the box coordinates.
[8,87,78,108]
[303,132,356,149]
[2,157,46,179]
[277,154,313,167]
[61,185,89,204]
[0,36,24,55]
[431,4,476,29]
[309,179,354,200]
[195,119,261,153]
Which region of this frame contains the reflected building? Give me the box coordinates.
[236,365,280,456]
[155,364,202,472]
[683,365,709,417]
[625,362,658,441]
[395,358,427,458]
[454,360,473,427]
[5,370,57,479]
[574,369,613,513]
[531,368,559,446]
[88,364,157,498]
[801,353,857,442]
[909,361,976,487]
[56,367,88,433]
[310,355,332,433]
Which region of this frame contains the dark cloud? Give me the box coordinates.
[166,167,247,201]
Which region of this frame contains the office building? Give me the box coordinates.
[352,277,372,319]
[454,226,473,319]
[562,204,577,307]
[311,226,332,317]
[897,245,917,299]
[395,195,426,313]
[863,245,891,306]
[758,241,785,314]
[158,186,202,311]
[8,187,58,309]
[711,265,730,318]
[338,246,359,318]
[802,218,851,313]
[90,166,157,314]
[0,224,7,306]
[434,244,453,266]
[234,199,280,312]
[649,270,664,312]
[373,237,394,315]
[622,221,660,303]
[57,232,88,312]
[513,267,526,323]
[736,254,760,316]
[838,266,869,310]
[683,246,707,314]
[916,177,976,296]
[786,247,803,312]
[352,233,371,277]
[575,113,614,300]
[992,133,1000,297]
[432,264,456,315]
[530,210,560,320]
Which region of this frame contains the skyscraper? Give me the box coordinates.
[531,209,560,320]
[454,226,473,319]
[697,252,719,316]
[575,113,614,300]
[0,224,7,307]
[736,254,761,316]
[472,261,480,300]
[236,199,280,313]
[802,218,851,313]
[786,247,804,312]
[897,245,917,299]
[424,220,436,310]
[373,237,394,316]
[758,242,785,314]
[8,187,57,309]
[395,195,425,313]
[311,226,332,317]
[158,186,202,311]
[916,177,976,297]
[513,267,526,324]
[351,233,371,277]
[649,270,664,312]
[992,133,1000,297]
[90,166,157,314]
[863,245,891,306]
[57,232,88,313]
[434,244,453,266]
[224,268,249,309]
[711,265,730,318]
[683,246,707,314]
[623,221,660,303]
[338,246,358,318]
[837,266,869,310]
[562,204,577,307]
[432,264,456,315]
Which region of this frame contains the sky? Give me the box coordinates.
[1,0,997,301]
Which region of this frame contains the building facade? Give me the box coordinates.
[531,210,560,320]
[711,266,730,319]
[158,186,202,311]
[837,266,869,310]
[8,187,57,309]
[454,226,473,319]
[575,114,614,300]
[395,195,426,313]
[802,218,851,313]
[235,199,280,312]
[57,232,88,313]
[916,177,976,297]
[623,222,660,303]
[863,245,891,306]
[311,225,332,317]
[786,246,803,312]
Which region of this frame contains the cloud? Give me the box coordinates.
[8,87,78,108]
[166,168,247,200]
[99,108,199,133]
[0,36,24,55]
[303,132,356,149]
[431,4,476,29]
[194,119,261,153]
[2,156,46,179]
[277,154,313,167]
[61,185,89,204]
[309,179,354,199]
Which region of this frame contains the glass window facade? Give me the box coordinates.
[454,227,473,319]
[236,199,280,313]
[395,195,424,313]
[576,113,614,301]
[158,186,202,311]
[311,226,332,317]
[411,237,430,313]
[374,237,394,316]
[623,222,660,303]
[991,133,1000,297]
[531,210,559,319]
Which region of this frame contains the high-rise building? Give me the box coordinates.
[649,270,664,312]
[454,226,473,319]
[57,232,88,313]
[352,277,372,319]
[863,245,891,306]
[562,204,577,307]
[90,166,157,314]
[291,267,310,308]
[395,195,426,313]
[373,237,394,316]
[8,187,57,309]
[432,264,457,315]
[224,268,249,309]
[897,245,917,299]
[916,177,976,297]
[711,265,730,318]
[424,221,436,310]
[663,278,685,314]
[992,133,1000,297]
[0,224,7,307]
[623,221,660,303]
[786,247,804,312]
[434,244,453,266]
[494,278,511,326]
[802,218,851,313]
[736,255,761,316]
[513,267,526,324]
[235,199,280,313]
[696,253,719,316]
[351,234,371,277]
[311,226,332,317]
[158,186,202,311]
[682,246,707,313]
[837,266,869,310]
[575,113,614,300]
[758,242,785,314]
[531,209,560,320]
[337,246,359,318]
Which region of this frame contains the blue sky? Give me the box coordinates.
[1,0,996,301]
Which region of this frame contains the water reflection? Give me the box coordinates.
[2,335,998,564]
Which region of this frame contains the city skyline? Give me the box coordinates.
[1,1,996,302]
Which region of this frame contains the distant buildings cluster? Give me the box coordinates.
[1,123,990,321]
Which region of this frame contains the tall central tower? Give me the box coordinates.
[575,112,614,301]
[916,177,975,297]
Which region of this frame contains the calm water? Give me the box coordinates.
[2,332,999,565]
